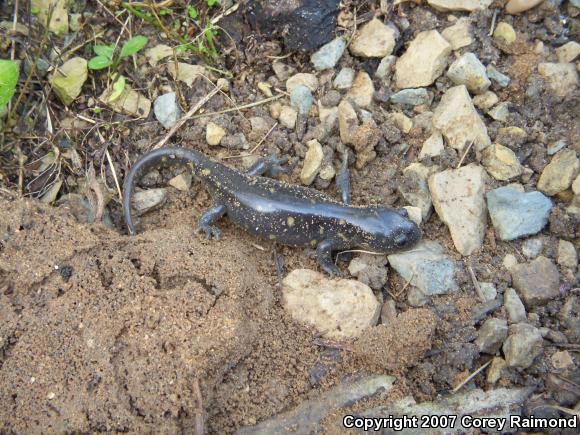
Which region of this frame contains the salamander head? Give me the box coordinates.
[360,206,421,253]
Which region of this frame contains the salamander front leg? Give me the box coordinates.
[316,239,343,276]
[196,204,226,240]
[246,155,295,178]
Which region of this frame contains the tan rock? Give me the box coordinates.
[419,131,444,159]
[432,85,491,151]
[537,149,579,196]
[427,0,493,11]
[206,122,226,146]
[99,83,151,118]
[349,18,397,58]
[346,72,374,108]
[493,22,517,45]
[482,143,523,181]
[447,52,491,94]
[338,99,358,145]
[441,18,473,50]
[286,73,318,93]
[556,41,580,63]
[145,44,173,66]
[167,62,210,87]
[282,269,380,339]
[395,30,451,89]
[538,62,579,97]
[50,57,88,106]
[429,164,487,256]
[32,0,68,34]
[169,172,192,191]
[300,140,324,185]
[473,91,499,110]
[505,0,544,14]
[279,106,298,130]
[390,112,413,134]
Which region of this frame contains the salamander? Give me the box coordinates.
[123,147,421,275]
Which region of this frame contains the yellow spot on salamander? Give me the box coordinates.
[339,219,346,225]
[310,240,318,247]
[201,169,211,176]
[319,227,324,235]
[287,217,295,227]
[269,234,277,240]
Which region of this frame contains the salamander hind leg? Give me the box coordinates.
[246,155,296,178]
[316,239,344,276]
[196,203,226,240]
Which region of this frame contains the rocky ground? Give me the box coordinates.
[0,0,579,433]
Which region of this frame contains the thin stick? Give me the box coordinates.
[456,140,474,169]
[10,0,18,60]
[105,149,123,202]
[488,10,498,37]
[452,360,491,393]
[153,87,221,149]
[467,263,484,302]
[191,94,284,120]
[193,377,205,435]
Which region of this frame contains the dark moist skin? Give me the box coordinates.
[123,147,421,275]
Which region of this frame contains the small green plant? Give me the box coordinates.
[88,35,148,71]
[0,59,19,113]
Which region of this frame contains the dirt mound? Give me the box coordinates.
[0,199,437,433]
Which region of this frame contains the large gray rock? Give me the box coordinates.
[503,323,543,369]
[486,187,552,241]
[511,256,560,307]
[281,269,380,339]
[388,240,458,298]
[429,164,487,256]
[311,37,346,70]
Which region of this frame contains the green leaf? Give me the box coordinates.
[93,44,114,59]
[119,35,148,59]
[88,56,113,70]
[187,5,198,19]
[31,6,40,15]
[0,59,19,111]
[158,8,172,15]
[207,0,218,6]
[108,76,126,102]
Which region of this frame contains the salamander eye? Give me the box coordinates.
[394,233,408,246]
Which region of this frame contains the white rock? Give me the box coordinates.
[346,72,374,108]
[333,67,355,89]
[479,282,497,302]
[441,18,474,50]
[447,52,491,94]
[349,18,397,58]
[206,122,226,146]
[427,0,493,11]
[432,85,491,151]
[338,99,358,145]
[400,163,438,220]
[557,240,577,269]
[481,143,523,181]
[419,131,444,159]
[282,269,380,339]
[556,41,580,63]
[311,37,346,71]
[154,92,182,129]
[300,140,324,185]
[272,61,295,81]
[132,188,167,216]
[522,237,543,259]
[395,30,451,89]
[538,63,579,97]
[429,164,487,256]
[286,73,318,93]
[279,106,298,130]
